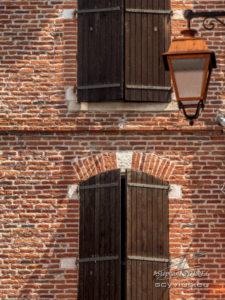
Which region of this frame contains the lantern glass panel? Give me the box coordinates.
[171,57,207,99]
[180,100,200,107]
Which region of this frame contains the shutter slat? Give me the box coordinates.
[141,6,148,102]
[152,12,160,101]
[126,170,169,299]
[163,183,169,300]
[79,169,121,300]
[138,171,145,300]
[94,171,99,300]
[100,171,105,298]
[145,172,151,300]
[125,0,171,102]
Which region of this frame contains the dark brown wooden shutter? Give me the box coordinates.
[77,0,123,102]
[78,169,121,300]
[126,170,169,299]
[125,0,171,102]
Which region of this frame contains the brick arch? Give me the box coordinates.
[131,152,175,181]
[72,152,176,182]
[72,153,117,181]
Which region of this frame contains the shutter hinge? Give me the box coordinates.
[128,255,169,263]
[77,83,121,90]
[79,182,119,190]
[126,85,172,91]
[74,6,121,17]
[78,256,119,263]
[128,183,169,190]
[126,8,173,15]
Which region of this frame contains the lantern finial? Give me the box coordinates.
[180,28,197,38]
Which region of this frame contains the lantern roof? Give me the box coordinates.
[163,28,217,70]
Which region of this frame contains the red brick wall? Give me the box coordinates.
[0,0,225,299]
[1,132,225,299]
[0,0,224,129]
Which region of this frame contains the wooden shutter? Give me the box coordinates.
[126,170,169,299]
[77,0,123,102]
[125,0,171,102]
[78,169,121,300]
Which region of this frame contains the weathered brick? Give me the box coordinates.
[0,0,225,298]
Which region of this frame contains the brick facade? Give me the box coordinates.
[0,1,225,300]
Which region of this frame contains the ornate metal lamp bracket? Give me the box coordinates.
[184,9,225,30]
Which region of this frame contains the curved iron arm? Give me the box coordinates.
[184,9,225,30]
[178,101,204,126]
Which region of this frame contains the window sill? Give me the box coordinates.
[67,100,178,112]
[65,87,178,112]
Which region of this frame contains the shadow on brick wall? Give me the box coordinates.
[1,132,79,299]
[0,1,76,118]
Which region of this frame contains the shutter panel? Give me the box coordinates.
[77,0,123,102]
[126,170,169,299]
[78,169,121,300]
[125,0,171,102]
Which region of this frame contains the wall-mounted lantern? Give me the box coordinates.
[162,9,225,125]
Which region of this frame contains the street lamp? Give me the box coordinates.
[162,10,224,125]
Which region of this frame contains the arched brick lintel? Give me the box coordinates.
[132,152,176,181]
[72,152,176,182]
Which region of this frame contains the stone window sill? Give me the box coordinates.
[65,86,178,112]
[67,99,178,112]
